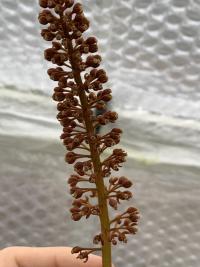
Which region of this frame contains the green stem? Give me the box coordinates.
[67,39,112,267]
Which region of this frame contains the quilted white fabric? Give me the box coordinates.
[0,1,200,267]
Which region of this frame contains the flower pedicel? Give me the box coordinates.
[38,1,139,266]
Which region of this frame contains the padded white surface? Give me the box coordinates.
[0,1,200,267]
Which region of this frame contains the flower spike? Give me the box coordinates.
[38,1,139,266]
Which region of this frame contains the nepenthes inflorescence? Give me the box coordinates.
[38,1,139,266]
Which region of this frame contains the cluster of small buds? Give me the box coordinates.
[70,196,99,221]
[39,0,139,264]
[93,206,139,246]
[102,149,128,177]
[109,207,139,245]
[108,176,133,210]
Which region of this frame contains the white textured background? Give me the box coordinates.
[0,0,200,267]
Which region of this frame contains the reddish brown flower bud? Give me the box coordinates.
[41,29,55,41]
[104,111,118,122]
[86,55,102,68]
[65,152,77,164]
[72,199,83,208]
[80,44,89,54]
[70,207,81,213]
[54,86,64,93]
[118,233,127,243]
[77,251,89,262]
[75,16,90,33]
[47,68,55,76]
[89,44,98,53]
[73,3,83,14]
[109,198,118,210]
[90,69,98,77]
[60,132,69,139]
[93,235,102,245]
[72,213,82,221]
[71,246,82,254]
[49,23,57,32]
[113,149,127,156]
[57,102,65,111]
[44,48,56,61]
[52,41,62,50]
[102,94,112,102]
[38,15,48,25]
[102,89,112,95]
[86,37,97,45]
[98,75,108,83]
[51,71,64,81]
[112,239,117,245]
[129,213,139,223]
[123,219,131,226]
[91,81,103,91]
[39,0,48,8]
[96,69,106,77]
[55,32,63,40]
[89,174,96,183]
[54,4,63,14]
[75,37,84,45]
[97,115,107,125]
[58,77,68,87]
[127,207,138,214]
[72,30,82,39]
[117,191,132,200]
[112,128,123,134]
[47,0,56,8]
[104,138,115,147]
[118,177,132,188]
[52,92,65,101]
[127,226,137,234]
[70,187,84,198]
[65,0,74,8]
[96,101,106,110]
[74,162,85,176]
[52,53,68,66]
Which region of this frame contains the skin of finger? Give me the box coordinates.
[0,247,115,267]
[0,249,18,267]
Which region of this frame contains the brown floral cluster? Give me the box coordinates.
[39,0,139,263]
